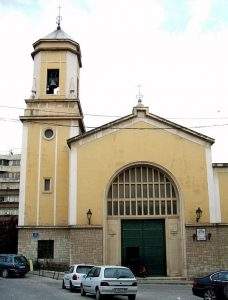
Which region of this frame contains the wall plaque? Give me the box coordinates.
[196,228,206,241]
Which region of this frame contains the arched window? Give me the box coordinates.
[107,165,178,217]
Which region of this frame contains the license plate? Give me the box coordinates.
[113,288,128,293]
[19,266,25,268]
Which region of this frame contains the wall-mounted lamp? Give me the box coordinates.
[196,207,203,222]
[192,233,197,241]
[87,209,92,225]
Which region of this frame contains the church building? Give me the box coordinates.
[18,23,228,278]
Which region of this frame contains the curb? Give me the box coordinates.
[32,270,192,285]
[32,270,64,280]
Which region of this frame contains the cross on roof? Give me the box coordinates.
[56,5,62,30]
[136,84,144,105]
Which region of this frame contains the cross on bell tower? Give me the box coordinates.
[56,5,62,30]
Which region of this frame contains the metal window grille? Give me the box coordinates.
[107,165,178,217]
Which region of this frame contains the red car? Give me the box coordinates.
[192,271,228,300]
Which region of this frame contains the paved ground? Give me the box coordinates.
[0,273,199,300]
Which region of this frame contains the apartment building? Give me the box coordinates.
[0,153,20,253]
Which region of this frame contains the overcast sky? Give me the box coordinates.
[0,0,227,162]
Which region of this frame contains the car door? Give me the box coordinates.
[83,268,95,293]
[90,267,101,294]
[64,266,74,287]
[211,272,223,297]
[219,271,228,299]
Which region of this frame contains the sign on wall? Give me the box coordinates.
[196,228,206,241]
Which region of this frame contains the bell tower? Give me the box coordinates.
[18,22,85,227]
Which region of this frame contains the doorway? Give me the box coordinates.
[121,219,166,276]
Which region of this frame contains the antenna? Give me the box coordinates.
[136,84,144,105]
[56,5,62,30]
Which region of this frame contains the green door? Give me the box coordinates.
[121,219,166,276]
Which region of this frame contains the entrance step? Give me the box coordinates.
[137,277,192,285]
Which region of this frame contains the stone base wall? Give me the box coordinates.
[18,226,103,267]
[70,226,103,265]
[186,225,228,278]
[18,228,70,265]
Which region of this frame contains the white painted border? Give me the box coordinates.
[18,124,28,226]
[70,120,79,138]
[205,147,221,223]
[36,128,42,226]
[68,143,77,225]
[33,53,41,99]
[213,168,222,223]
[53,128,58,225]
[66,52,79,97]
[76,114,210,148]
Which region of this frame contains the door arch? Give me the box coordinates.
[107,164,179,218]
[105,163,183,277]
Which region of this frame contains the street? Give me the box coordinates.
[0,274,199,300]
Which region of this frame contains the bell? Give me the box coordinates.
[50,79,57,88]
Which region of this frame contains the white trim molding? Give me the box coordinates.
[54,128,58,225]
[18,125,28,226]
[205,147,221,223]
[36,128,42,226]
[213,168,222,222]
[68,144,77,225]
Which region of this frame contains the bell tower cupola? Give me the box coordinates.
[31,23,82,100]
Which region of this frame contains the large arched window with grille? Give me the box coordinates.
[107,165,178,217]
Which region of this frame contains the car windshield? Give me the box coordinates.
[76,266,93,274]
[104,268,134,279]
[14,256,26,265]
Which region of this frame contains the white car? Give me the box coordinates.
[80,265,137,300]
[62,264,94,292]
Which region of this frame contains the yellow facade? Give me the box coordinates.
[18,25,228,278]
[75,120,211,225]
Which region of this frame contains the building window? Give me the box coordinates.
[43,128,54,140]
[12,160,20,166]
[46,69,59,94]
[0,159,9,166]
[37,240,54,259]
[0,172,8,178]
[15,172,20,179]
[107,165,178,217]
[44,178,51,192]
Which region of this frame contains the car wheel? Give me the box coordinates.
[80,285,86,296]
[96,288,103,300]
[62,280,66,289]
[128,295,136,300]
[204,289,217,300]
[70,281,74,292]
[2,269,8,278]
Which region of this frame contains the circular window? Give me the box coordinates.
[44,128,54,140]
